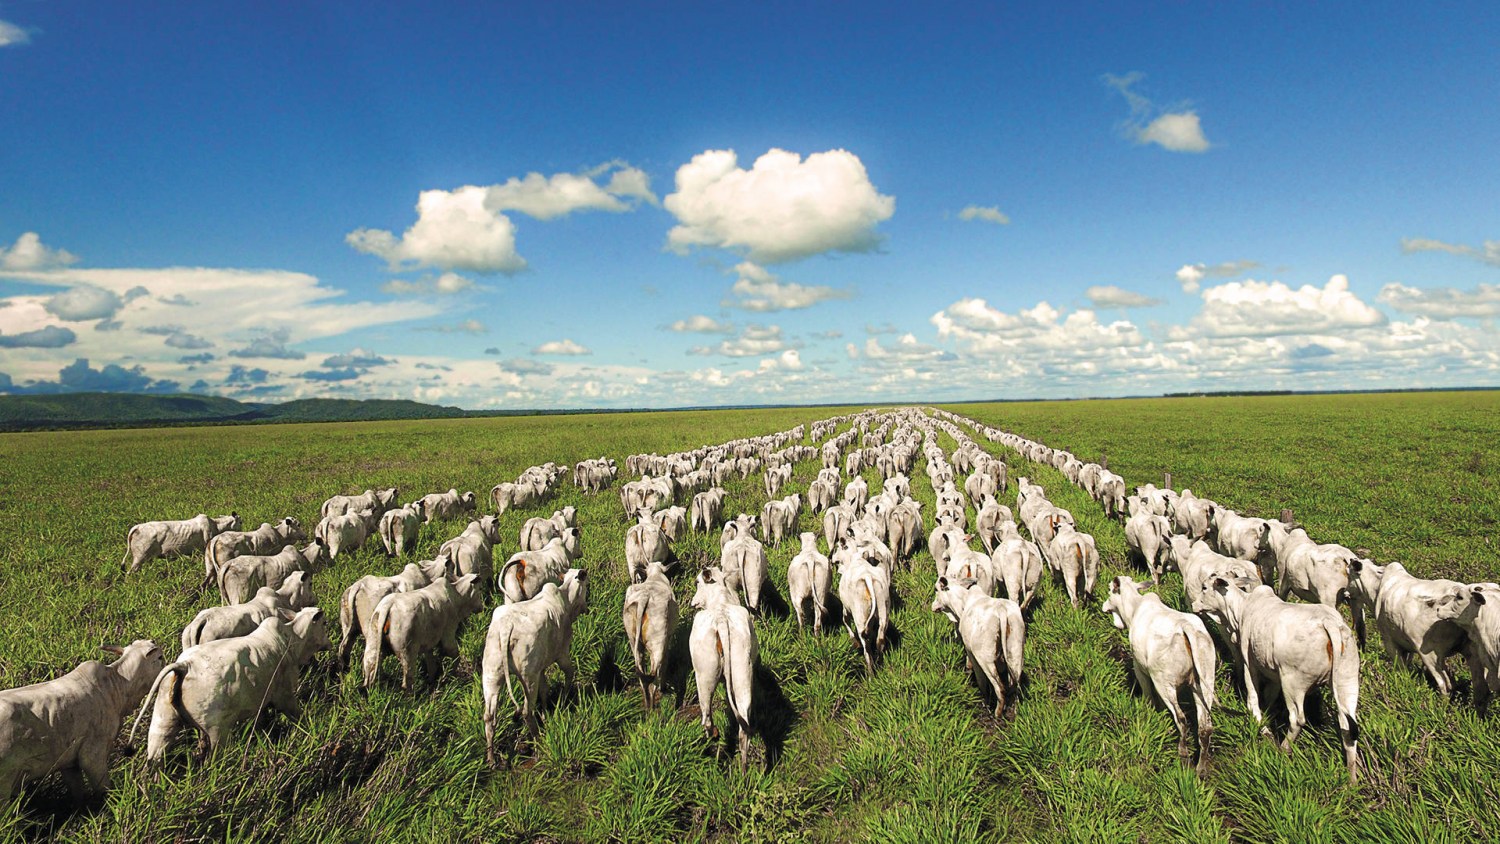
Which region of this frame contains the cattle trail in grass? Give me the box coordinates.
[1,393,1498,842]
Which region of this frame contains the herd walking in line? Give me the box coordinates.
[5,406,1496,807]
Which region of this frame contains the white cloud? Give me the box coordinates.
[1,233,77,271]
[725,262,853,312]
[1086,285,1162,309]
[381,272,475,296]
[698,324,789,358]
[419,318,488,335]
[958,205,1010,225]
[1377,283,1500,319]
[230,328,305,360]
[664,148,895,263]
[533,338,592,356]
[485,162,656,220]
[1176,264,1205,294]
[44,285,124,321]
[0,19,29,48]
[1183,274,1386,338]
[1176,260,1257,294]
[1400,237,1500,267]
[667,314,735,334]
[1104,72,1212,153]
[348,186,525,274]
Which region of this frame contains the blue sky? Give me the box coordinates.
[2,3,1497,408]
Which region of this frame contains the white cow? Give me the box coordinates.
[1124,508,1173,585]
[363,575,485,691]
[990,526,1044,611]
[622,561,678,708]
[626,510,672,572]
[931,577,1024,718]
[315,510,374,558]
[217,541,330,605]
[482,570,589,763]
[336,562,439,668]
[378,502,424,557]
[787,532,831,633]
[123,513,239,573]
[498,534,580,604]
[439,516,503,584]
[1047,523,1099,609]
[1102,576,1216,773]
[837,551,892,675]
[133,609,330,763]
[721,532,769,614]
[974,495,1013,554]
[182,572,314,649]
[760,494,800,548]
[689,567,759,770]
[203,518,305,585]
[321,488,398,520]
[1354,560,1476,697]
[1194,577,1361,782]
[1170,490,1215,540]
[945,543,997,598]
[418,489,477,523]
[691,488,727,532]
[1446,582,1500,714]
[1,641,165,803]
[1266,521,1356,608]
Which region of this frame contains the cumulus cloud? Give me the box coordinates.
[1400,237,1500,267]
[1104,72,1212,153]
[164,331,213,350]
[498,358,555,376]
[667,314,735,334]
[699,324,789,358]
[381,272,476,296]
[533,338,591,356]
[958,205,1010,225]
[43,285,125,321]
[485,162,656,219]
[664,148,895,263]
[300,367,360,382]
[321,350,392,369]
[1086,285,1163,309]
[725,262,853,312]
[1183,274,1386,338]
[179,353,215,364]
[1377,283,1500,319]
[225,365,269,384]
[0,325,77,348]
[229,328,306,360]
[347,186,525,275]
[1176,260,1258,294]
[0,232,77,271]
[3,358,179,395]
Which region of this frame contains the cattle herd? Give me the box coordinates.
[3,406,1497,807]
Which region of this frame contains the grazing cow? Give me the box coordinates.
[837,550,892,674]
[1352,560,1476,697]
[378,502,424,557]
[760,494,800,548]
[721,532,769,614]
[1125,508,1173,585]
[653,505,688,544]
[622,561,678,708]
[788,532,831,633]
[1,641,165,803]
[689,567,759,769]
[364,575,485,691]
[1102,576,1216,773]
[482,570,589,763]
[1170,490,1216,540]
[1047,524,1099,609]
[321,488,398,521]
[720,513,757,548]
[945,543,997,598]
[218,541,330,605]
[821,504,855,552]
[498,534,579,604]
[490,481,536,516]
[990,526,1044,611]
[692,488,727,532]
[133,609,330,763]
[1210,509,1275,577]
[337,563,436,668]
[123,513,240,573]
[931,577,1025,718]
[843,476,869,514]
[1164,536,1261,614]
[1194,577,1361,782]
[1265,521,1356,609]
[440,516,503,584]
[315,510,374,558]
[626,510,672,571]
[885,498,922,561]
[419,489,478,523]
[203,518,305,585]
[182,572,313,650]
[974,495,1013,555]
[1445,582,1500,714]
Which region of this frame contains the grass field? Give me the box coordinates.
[1,393,1497,842]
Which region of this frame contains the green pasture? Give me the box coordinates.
[0,392,1496,842]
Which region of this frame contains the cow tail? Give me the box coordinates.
[626,600,649,674]
[498,624,523,713]
[1184,629,1216,711]
[363,600,392,683]
[1324,619,1359,744]
[129,662,183,745]
[716,614,750,733]
[122,526,138,570]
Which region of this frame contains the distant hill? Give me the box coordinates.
[0,393,473,431]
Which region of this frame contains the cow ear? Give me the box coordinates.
[937,576,949,589]
[1212,577,1229,594]
[1473,588,1488,605]
[1349,558,1363,574]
